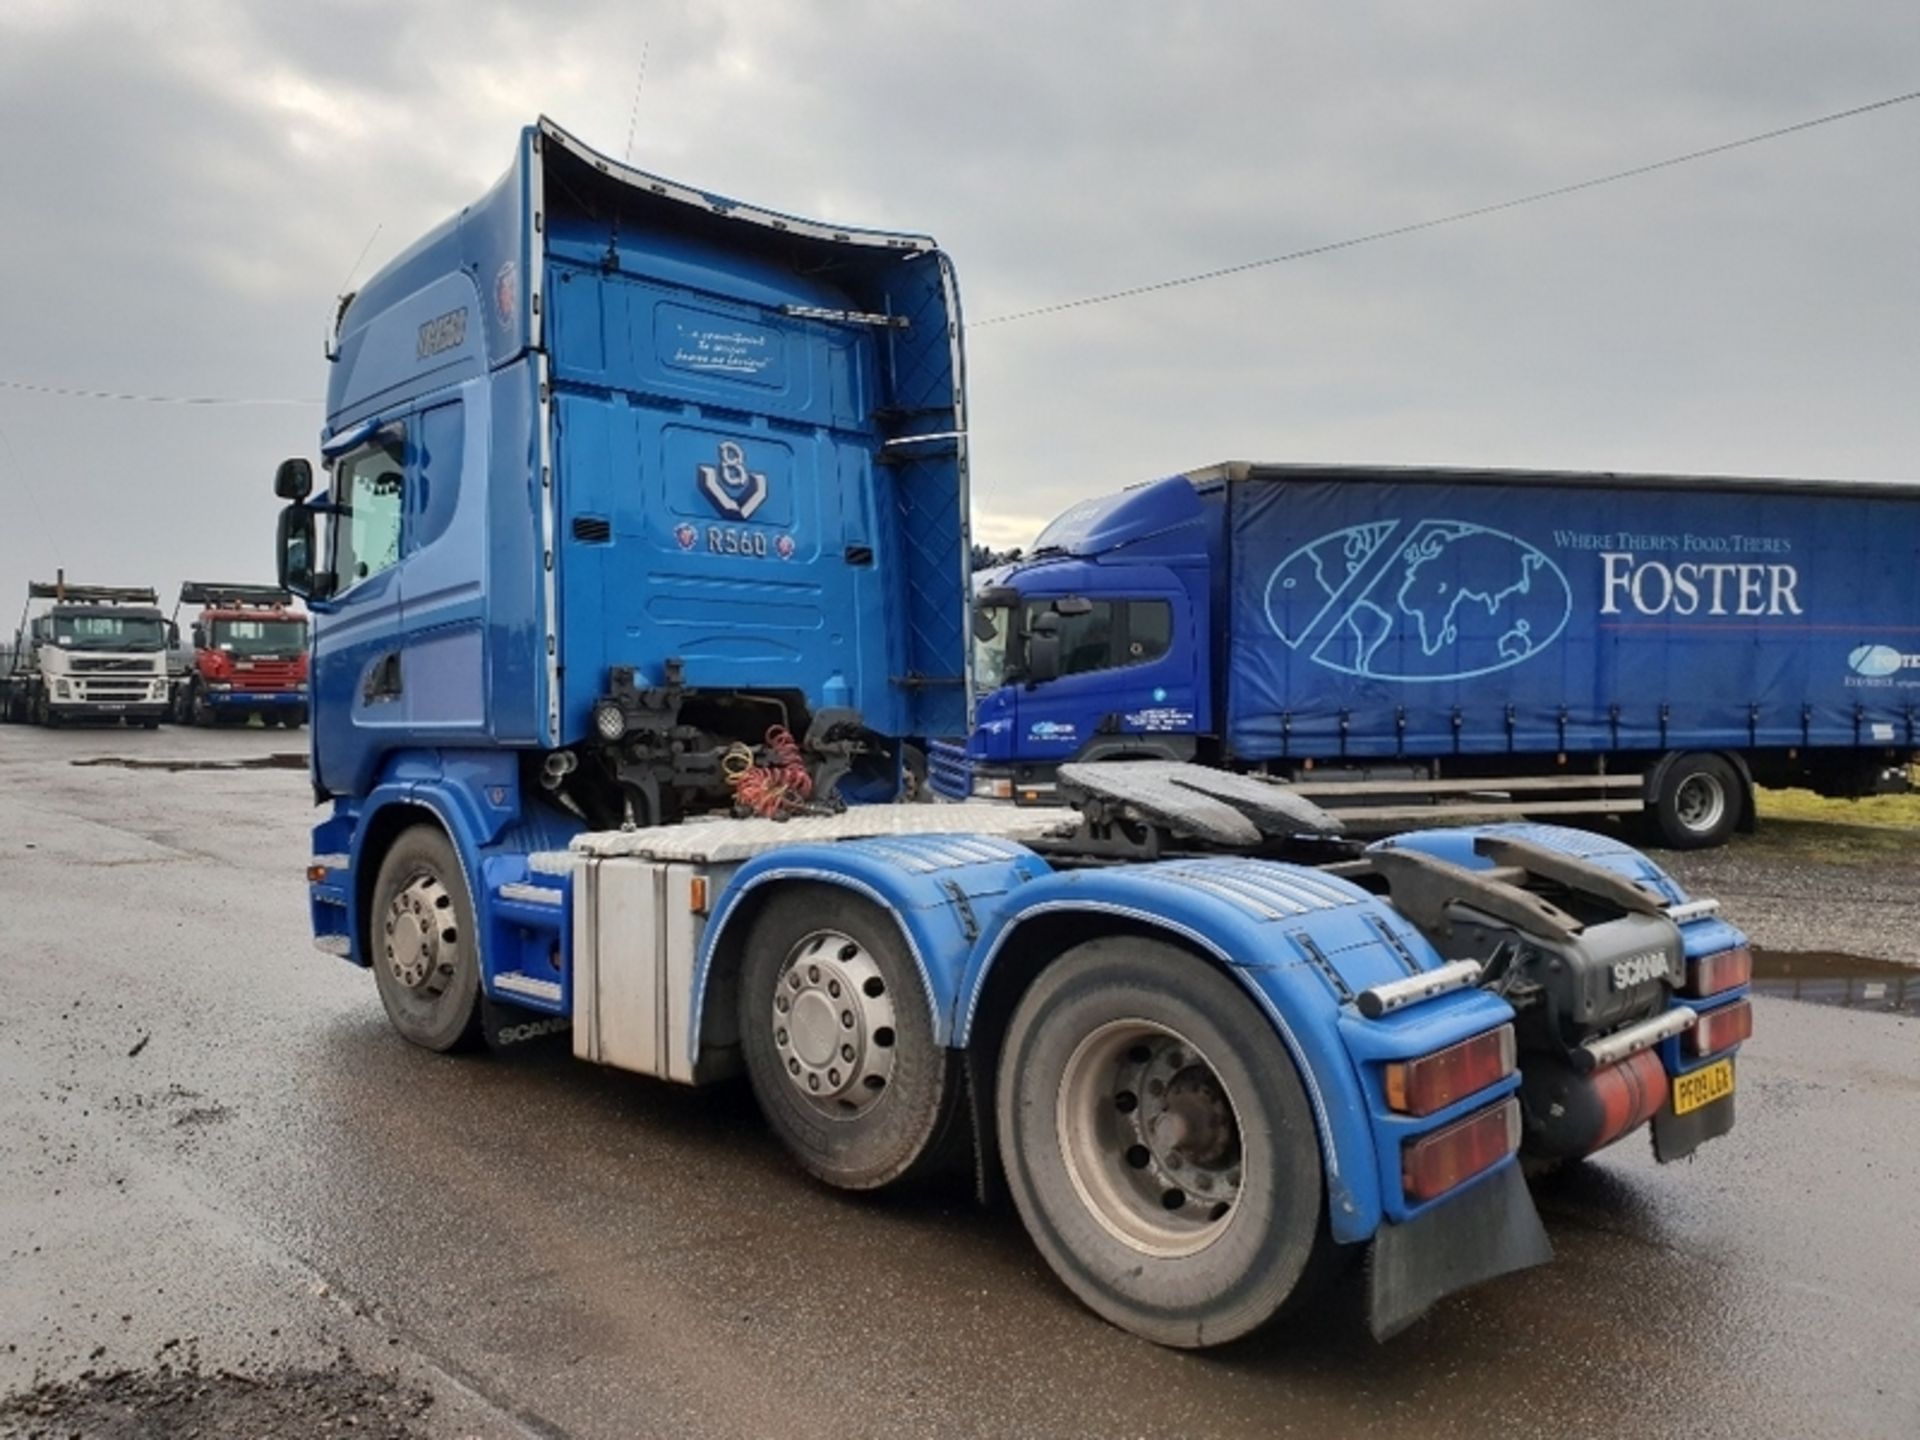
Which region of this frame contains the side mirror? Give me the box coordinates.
[190,624,206,649]
[277,504,320,598]
[274,457,314,501]
[1027,612,1062,686]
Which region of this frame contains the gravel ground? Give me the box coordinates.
[1658,828,1920,965]
[0,1348,436,1439]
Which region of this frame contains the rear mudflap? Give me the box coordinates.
[481,995,571,1053]
[1652,1088,1736,1162]
[1368,1162,1551,1340]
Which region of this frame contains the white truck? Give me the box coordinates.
[2,578,172,727]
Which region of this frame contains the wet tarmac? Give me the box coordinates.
[2,723,1917,1438]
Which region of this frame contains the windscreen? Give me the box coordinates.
[52,612,166,651]
[211,618,306,658]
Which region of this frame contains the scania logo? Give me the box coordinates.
[1610,949,1677,991]
[698,440,768,520]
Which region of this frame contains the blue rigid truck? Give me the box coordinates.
[271,119,1753,1347]
[947,462,1920,847]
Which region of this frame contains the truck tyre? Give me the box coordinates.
[738,886,961,1191]
[1650,752,1743,850]
[368,825,485,1053]
[997,938,1331,1348]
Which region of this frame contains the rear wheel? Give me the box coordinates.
[738,887,960,1191]
[997,938,1330,1348]
[368,825,484,1053]
[1650,752,1743,849]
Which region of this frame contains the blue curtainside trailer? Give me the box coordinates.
[272,121,1754,1348]
[953,462,1920,846]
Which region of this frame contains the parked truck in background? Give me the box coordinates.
[171,582,309,727]
[941,463,1920,848]
[271,119,1752,1346]
[2,578,171,727]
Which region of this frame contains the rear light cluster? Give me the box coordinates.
[1383,1024,1515,1117]
[1686,997,1753,1057]
[1402,1097,1521,1203]
[1684,945,1752,998]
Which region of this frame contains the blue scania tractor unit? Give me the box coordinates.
[273,120,1752,1348]
[947,462,1920,848]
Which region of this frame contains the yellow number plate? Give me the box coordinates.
[1672,1058,1734,1115]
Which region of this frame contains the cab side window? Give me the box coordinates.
[1126,600,1171,664]
[331,430,407,594]
[1025,599,1175,677]
[1055,602,1117,677]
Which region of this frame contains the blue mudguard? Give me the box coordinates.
[955,856,1521,1246]
[689,833,1054,1062]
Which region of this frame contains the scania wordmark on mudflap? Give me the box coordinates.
[274,119,1751,1345]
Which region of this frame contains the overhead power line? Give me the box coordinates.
[0,377,316,407]
[974,86,1920,327]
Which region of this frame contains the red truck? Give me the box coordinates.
[172,583,309,727]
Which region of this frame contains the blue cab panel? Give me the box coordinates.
[307,119,970,797]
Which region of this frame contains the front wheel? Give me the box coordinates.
[738,886,961,1191]
[368,826,484,1052]
[997,938,1331,1348]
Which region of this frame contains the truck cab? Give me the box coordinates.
[962,475,1217,800]
[3,580,171,727]
[273,115,970,827]
[174,583,309,727]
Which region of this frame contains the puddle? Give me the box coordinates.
[70,753,306,772]
[1752,949,1920,1016]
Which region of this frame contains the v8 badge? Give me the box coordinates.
[698,440,768,520]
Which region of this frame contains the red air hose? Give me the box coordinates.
[726,725,814,818]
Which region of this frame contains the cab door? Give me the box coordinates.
[311,425,409,795]
[1015,592,1200,766]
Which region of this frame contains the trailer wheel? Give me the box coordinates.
[1651,752,1743,849]
[997,938,1330,1348]
[738,887,959,1191]
[368,825,484,1053]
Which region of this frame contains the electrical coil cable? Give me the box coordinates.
[726,725,814,818]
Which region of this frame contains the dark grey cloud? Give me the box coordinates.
[1,0,1914,605]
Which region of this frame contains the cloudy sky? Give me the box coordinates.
[1,0,1916,618]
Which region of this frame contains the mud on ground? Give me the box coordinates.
[0,1346,435,1439]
